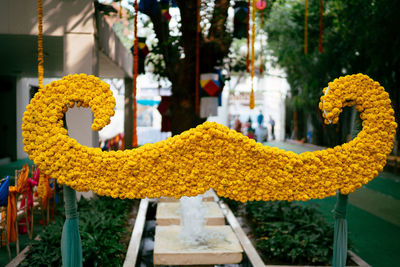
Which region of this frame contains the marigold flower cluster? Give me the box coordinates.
[22,74,396,202]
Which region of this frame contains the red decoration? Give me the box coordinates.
[202,80,221,96]
[256,0,266,10]
[157,96,172,132]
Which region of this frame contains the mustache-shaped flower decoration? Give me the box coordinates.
[22,74,397,202]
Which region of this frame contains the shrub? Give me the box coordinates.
[20,196,134,267]
[245,201,335,265]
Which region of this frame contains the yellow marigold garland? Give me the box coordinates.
[22,74,396,202]
[37,173,53,209]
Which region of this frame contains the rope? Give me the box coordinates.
[319,0,324,53]
[195,0,201,115]
[246,0,250,73]
[133,0,139,147]
[38,0,43,89]
[119,0,122,19]
[304,0,308,55]
[259,10,264,75]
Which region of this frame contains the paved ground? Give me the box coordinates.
[266,141,400,267]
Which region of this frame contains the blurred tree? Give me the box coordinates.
[265,0,400,148]
[138,0,232,135]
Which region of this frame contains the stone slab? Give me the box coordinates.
[153,225,243,265]
[159,190,216,202]
[156,202,225,226]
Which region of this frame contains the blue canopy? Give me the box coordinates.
[0,176,10,207]
[137,99,161,106]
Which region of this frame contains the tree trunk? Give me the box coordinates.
[145,0,231,135]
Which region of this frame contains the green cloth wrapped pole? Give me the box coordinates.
[61,185,82,267]
[332,192,348,267]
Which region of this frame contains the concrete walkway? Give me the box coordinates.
[265,141,400,267]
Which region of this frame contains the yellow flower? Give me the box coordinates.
[21,73,397,202]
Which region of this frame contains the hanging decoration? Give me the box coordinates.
[249,0,256,109]
[200,73,222,97]
[132,0,139,148]
[171,0,178,8]
[160,0,172,22]
[258,1,266,75]
[118,0,122,18]
[130,37,149,74]
[304,0,308,54]
[138,0,158,16]
[200,97,219,118]
[319,0,324,53]
[37,0,44,89]
[256,0,266,10]
[233,1,249,39]
[199,70,226,117]
[157,96,172,132]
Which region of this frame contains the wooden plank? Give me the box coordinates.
[348,250,371,267]
[123,198,149,267]
[5,235,40,267]
[218,201,266,267]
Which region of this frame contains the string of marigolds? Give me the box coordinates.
[132,0,139,147]
[37,0,43,89]
[249,0,256,109]
[22,74,396,202]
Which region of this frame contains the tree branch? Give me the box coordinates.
[148,9,180,83]
[208,0,230,43]
[176,0,198,62]
[200,0,231,72]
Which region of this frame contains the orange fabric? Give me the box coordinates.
[7,164,29,242]
[1,210,6,245]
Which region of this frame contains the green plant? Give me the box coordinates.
[20,196,134,267]
[245,201,336,265]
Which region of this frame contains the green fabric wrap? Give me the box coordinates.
[61,185,82,267]
[332,192,348,267]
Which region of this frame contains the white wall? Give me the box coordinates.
[207,86,230,127]
[16,77,57,159]
[16,77,98,159]
[259,74,289,141]
[0,0,94,36]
